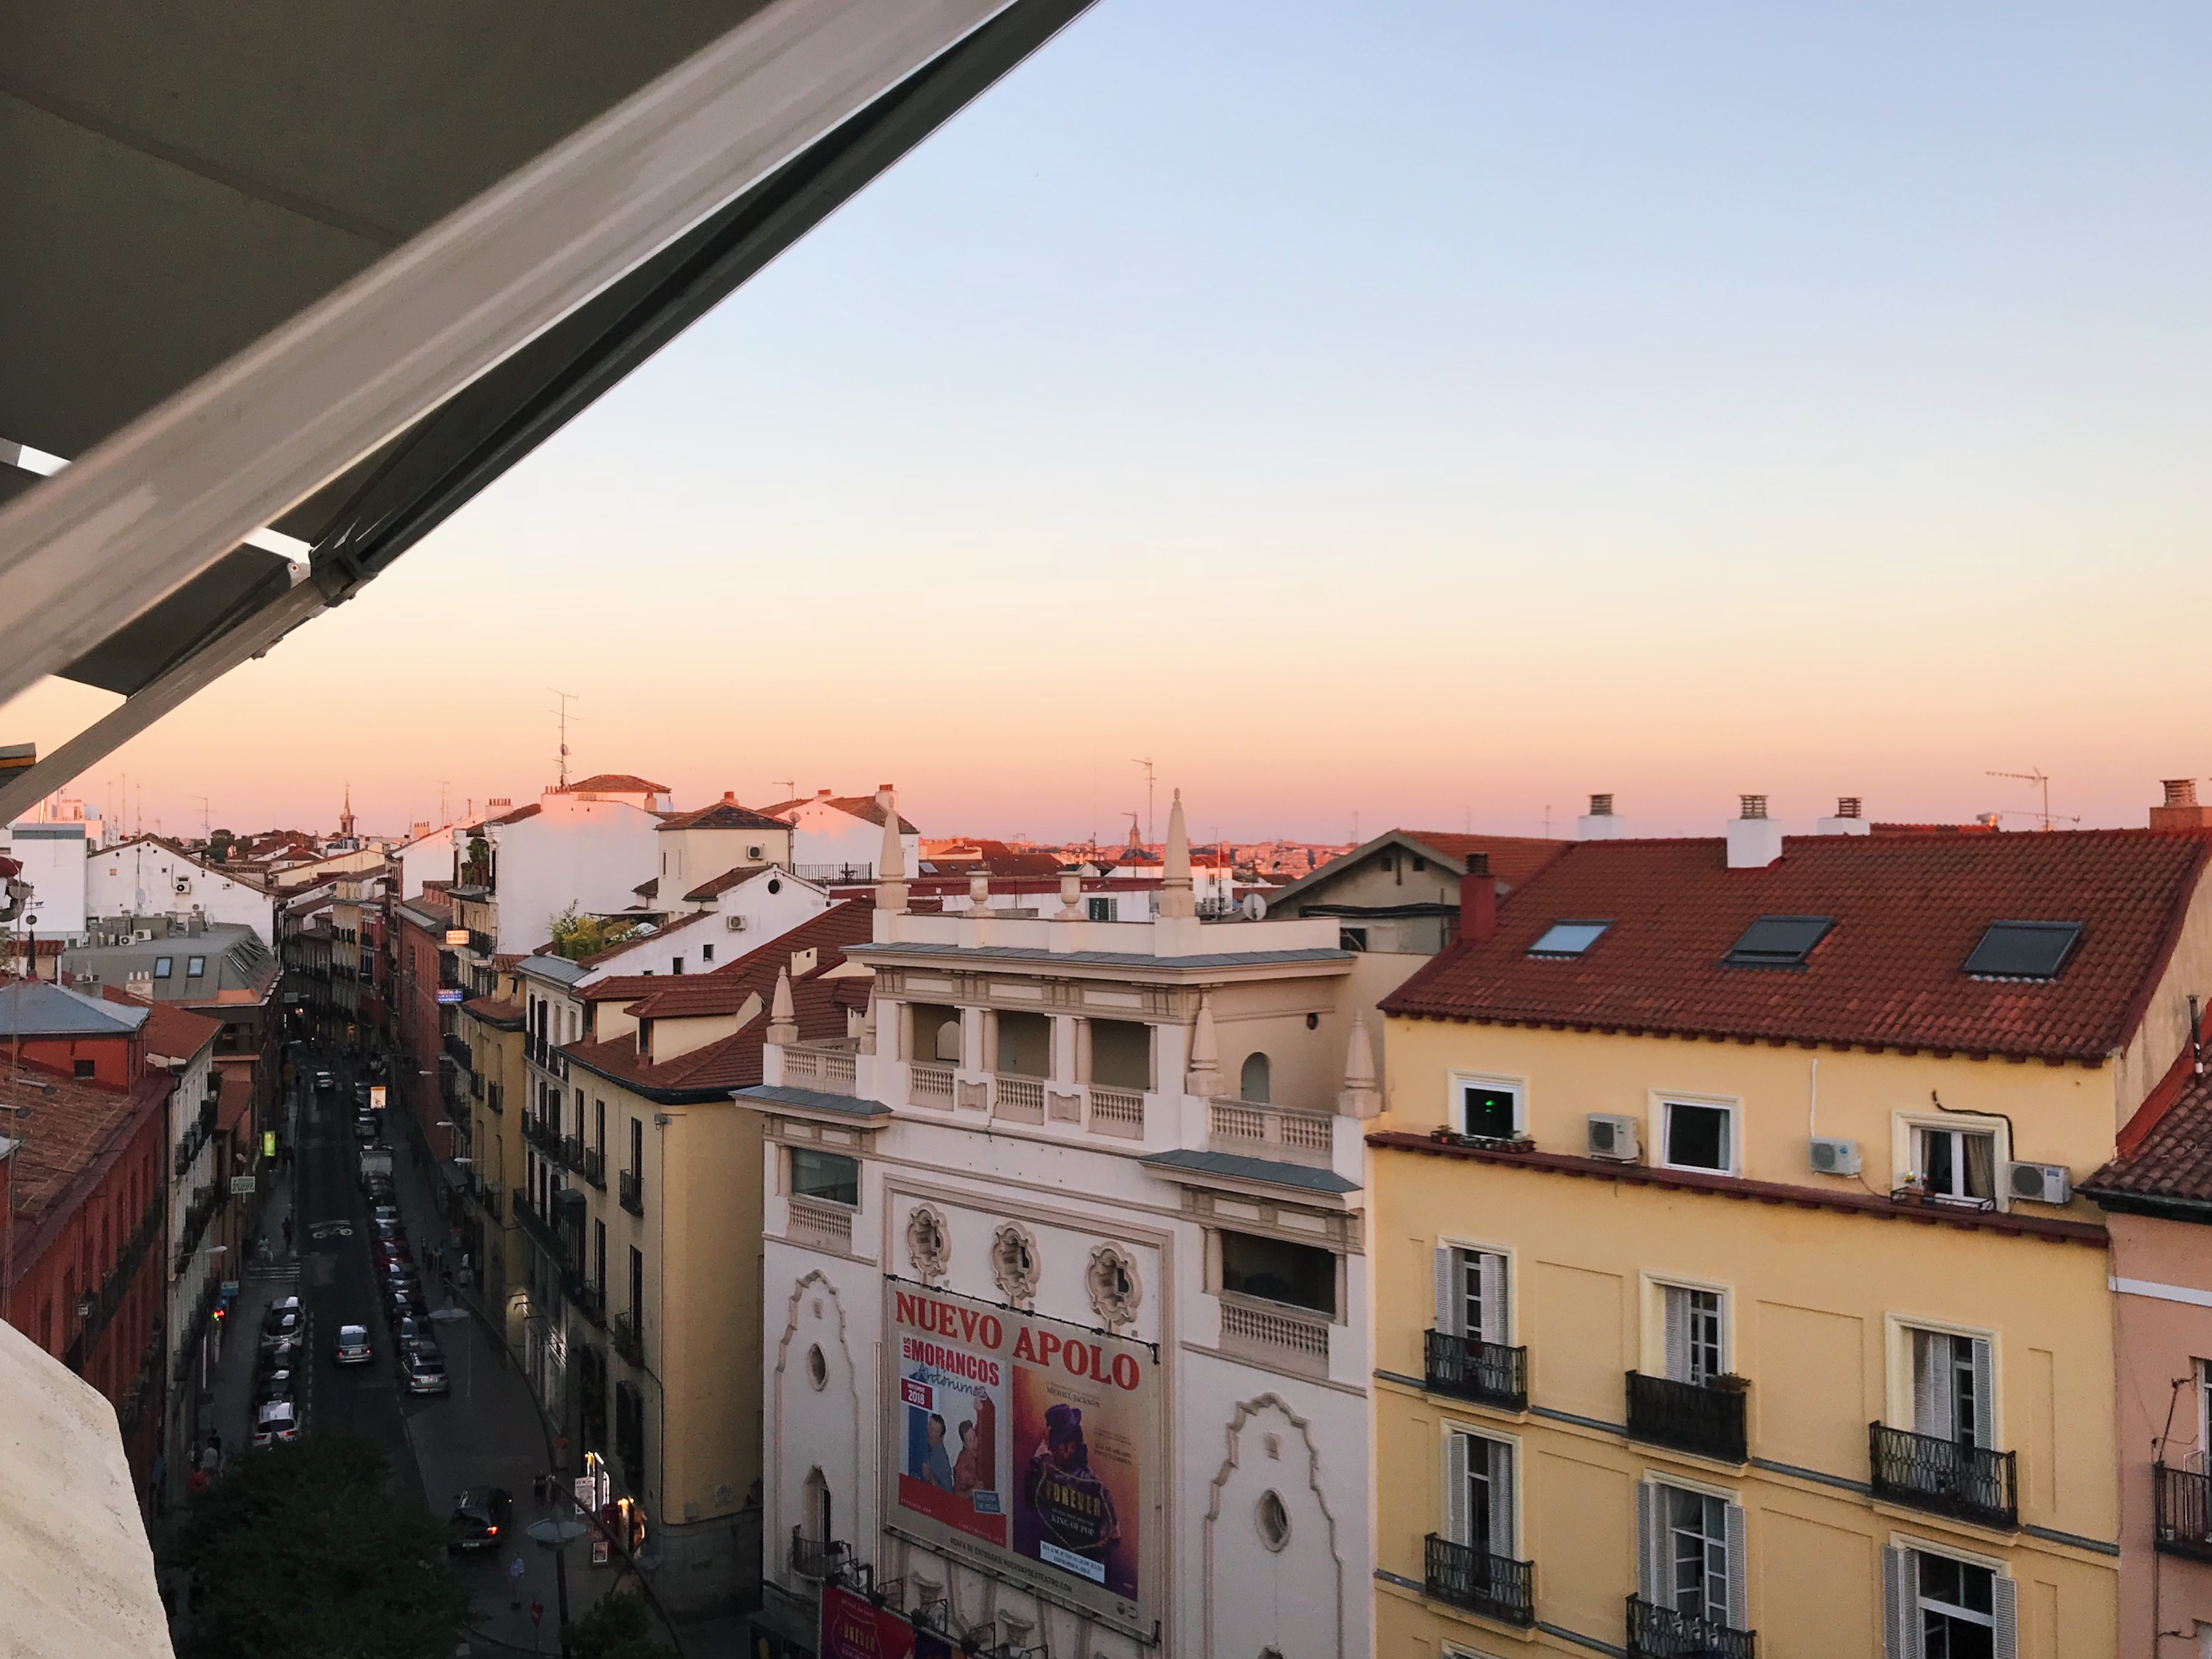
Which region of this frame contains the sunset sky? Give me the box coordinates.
[7,1,2210,844]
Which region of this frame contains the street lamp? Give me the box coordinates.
[526,1515,590,1656]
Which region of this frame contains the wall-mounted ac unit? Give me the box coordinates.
[1809,1136,1862,1176]
[132,929,154,942]
[2006,1161,2071,1205]
[174,876,191,894]
[1587,1113,1640,1162]
[726,914,749,932]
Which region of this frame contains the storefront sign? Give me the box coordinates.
[369,1085,386,1111]
[230,1175,255,1195]
[436,988,465,1004]
[882,1282,1157,1634]
[444,928,470,947]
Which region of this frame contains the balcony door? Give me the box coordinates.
[1433,1246,1508,1345]
[1445,1430,1513,1562]
[1911,1329,1993,1451]
[1638,1480,1745,1633]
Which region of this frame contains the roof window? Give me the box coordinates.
[1529,920,1610,958]
[1723,915,1833,968]
[1965,920,2081,980]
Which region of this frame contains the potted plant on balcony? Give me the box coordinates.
[1708,1372,1750,1393]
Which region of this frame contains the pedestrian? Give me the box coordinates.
[282,1216,294,1252]
[507,1552,526,1611]
[149,1451,167,1519]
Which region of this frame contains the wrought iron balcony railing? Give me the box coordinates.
[1627,1372,1748,1464]
[611,1312,644,1366]
[1627,1595,1756,1659]
[562,1134,584,1172]
[2156,1462,2212,1562]
[1423,1330,1529,1412]
[789,1527,849,1581]
[619,1168,643,1216]
[582,1146,606,1188]
[1868,1422,2017,1530]
[1423,1533,1534,1626]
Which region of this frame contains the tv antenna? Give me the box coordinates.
[1131,759,1156,845]
[773,780,796,802]
[549,689,579,789]
[1987,769,2077,832]
[192,794,210,840]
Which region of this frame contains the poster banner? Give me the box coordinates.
[885,1282,1155,1630]
[818,1584,916,1659]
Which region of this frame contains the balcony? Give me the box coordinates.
[443,1032,473,1071]
[582,1146,606,1189]
[610,1312,644,1366]
[1868,1423,2017,1530]
[565,1274,606,1329]
[1423,1534,1534,1626]
[1219,1296,1331,1380]
[1627,1595,1755,1659]
[789,1527,849,1582]
[562,1134,584,1173]
[1626,1372,1748,1464]
[2156,1461,2212,1562]
[469,929,496,957]
[1208,1098,1334,1167]
[1088,1085,1145,1139]
[792,862,873,884]
[992,1073,1045,1124]
[619,1168,643,1217]
[789,1195,854,1252]
[909,1062,955,1108]
[1423,1330,1529,1413]
[781,1040,859,1096]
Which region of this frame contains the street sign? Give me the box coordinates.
[529,1602,543,1630]
[369,1085,386,1110]
[229,1175,255,1195]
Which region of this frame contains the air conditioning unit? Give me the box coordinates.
[1808,1136,1862,1176]
[133,929,154,943]
[174,876,191,894]
[725,914,749,932]
[2006,1161,2072,1205]
[1587,1113,1641,1162]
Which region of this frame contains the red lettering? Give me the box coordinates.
[1013,1328,1039,1364]
[979,1315,1003,1350]
[1111,1353,1141,1391]
[896,1291,921,1325]
[1062,1342,1089,1378]
[1036,1332,1061,1366]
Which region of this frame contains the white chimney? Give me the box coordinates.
[1576,792,1628,840]
[1726,794,1784,869]
[1816,795,1871,837]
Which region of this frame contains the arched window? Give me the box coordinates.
[1239,1052,1271,1104]
[801,1468,832,1543]
[935,1020,961,1062]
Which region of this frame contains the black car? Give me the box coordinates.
[387,1290,431,1327]
[446,1488,513,1552]
[258,1335,303,1374]
[255,1365,298,1408]
[257,1304,304,1355]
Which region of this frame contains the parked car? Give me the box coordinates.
[260,1295,302,1331]
[252,1399,301,1447]
[403,1349,450,1396]
[387,1288,431,1327]
[392,1314,437,1357]
[254,1366,297,1408]
[370,1204,401,1227]
[446,1488,513,1552]
[353,1080,372,1106]
[258,1304,304,1355]
[334,1324,373,1365]
[314,1069,335,1091]
[258,1334,303,1374]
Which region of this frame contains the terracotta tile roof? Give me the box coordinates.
[0,1070,166,1231]
[108,988,222,1061]
[462,995,526,1031]
[761,794,919,835]
[214,1067,254,1132]
[557,773,668,795]
[2085,1057,2212,1210]
[482,802,543,827]
[658,799,786,832]
[681,863,807,903]
[620,902,875,1019]
[1398,832,1571,888]
[1382,830,2211,1062]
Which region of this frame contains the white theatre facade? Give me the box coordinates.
[740,796,1388,1659]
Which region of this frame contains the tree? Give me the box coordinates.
[162,1436,468,1659]
[548,904,644,962]
[567,1588,677,1659]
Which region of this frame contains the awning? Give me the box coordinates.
[0,0,1093,820]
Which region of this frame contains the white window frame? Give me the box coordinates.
[1641,1272,1734,1385]
[1648,1088,1742,1177]
[1883,1535,2017,1659]
[1449,1072,1526,1141]
[1891,1109,2012,1211]
[1434,1235,1515,1347]
[1441,1421,1522,1564]
[1636,1473,1747,1633]
[1882,1314,2001,1449]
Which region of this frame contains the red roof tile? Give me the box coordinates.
[761,793,919,835]
[557,773,668,795]
[1397,831,1571,889]
[658,799,786,832]
[105,986,222,1061]
[1382,830,2211,1062]
[0,1070,166,1230]
[482,802,543,827]
[2086,1060,2212,1208]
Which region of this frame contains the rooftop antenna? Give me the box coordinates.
[1987,768,2072,831]
[773,779,796,802]
[192,794,210,840]
[438,780,450,826]
[550,688,579,789]
[1132,759,1156,845]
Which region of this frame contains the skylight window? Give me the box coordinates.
[1965,920,2081,980]
[1723,915,1833,968]
[1529,920,1610,958]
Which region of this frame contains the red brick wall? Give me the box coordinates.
[4,1031,142,1088]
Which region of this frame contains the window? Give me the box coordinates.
[1661,1100,1734,1173]
[1380,854,1394,873]
[671,957,683,976]
[186,955,206,978]
[1910,1328,1994,1450]
[1434,1246,1508,1344]
[1964,920,2080,982]
[1238,1053,1271,1103]
[1528,919,1610,958]
[628,1117,642,1175]
[594,1220,606,1292]
[1663,1284,1726,1385]
[1086,896,1116,922]
[595,1099,606,1156]
[791,1148,859,1208]
[1219,1230,1335,1317]
[628,1246,644,1323]
[1339,926,1369,952]
[1884,1547,2014,1659]
[1914,1125,1997,1205]
[1722,915,1833,968]
[1412,856,1428,873]
[1455,1078,1522,1141]
[701,944,713,964]
[153,956,173,979]
[73,1059,94,1080]
[1445,1431,1515,1561]
[1664,1486,1732,1623]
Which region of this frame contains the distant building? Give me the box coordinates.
[86,835,275,947]
[0,817,91,940]
[761,787,922,884]
[1262,827,1570,956]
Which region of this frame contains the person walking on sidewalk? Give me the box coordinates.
[282,1216,294,1252]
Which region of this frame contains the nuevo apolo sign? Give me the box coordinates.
[884,1282,1156,1634]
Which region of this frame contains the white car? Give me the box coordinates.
[252,1399,300,1448]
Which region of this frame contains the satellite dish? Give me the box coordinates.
[1240,892,1268,922]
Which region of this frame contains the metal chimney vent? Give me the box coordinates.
[1835,797,1862,819]
[1588,794,1614,816]
[1739,795,1769,821]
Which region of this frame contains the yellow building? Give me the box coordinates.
[1370,813,2212,1659]
[456,968,527,1312]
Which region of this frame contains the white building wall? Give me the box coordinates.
[783,802,919,877]
[0,822,89,938]
[84,840,274,944]
[576,873,835,986]
[484,796,662,954]
[397,830,458,898]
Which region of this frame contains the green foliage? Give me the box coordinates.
[549,905,643,961]
[161,1436,467,1659]
[567,1589,676,1659]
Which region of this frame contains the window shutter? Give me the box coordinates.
[1991,1573,2017,1659]
[1434,1249,1458,1336]
[1487,1439,1515,1559]
[1636,1481,1664,1603]
[1445,1432,1470,1545]
[1478,1252,1508,1345]
[1881,1546,1913,1659]
[1723,1501,1748,1630]
[1971,1338,1995,1451]
[1914,1331,1954,1440]
[1664,1287,1691,1382]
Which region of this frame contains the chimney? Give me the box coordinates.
[1576,793,1627,840]
[722,791,737,804]
[1727,794,1784,869]
[2151,779,2212,832]
[1816,795,1871,837]
[1458,852,1498,945]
